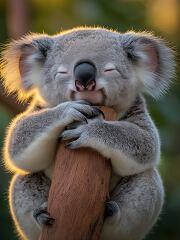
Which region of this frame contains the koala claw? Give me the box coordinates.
[74,105,103,119]
[61,129,81,142]
[65,121,85,130]
[65,139,81,149]
[33,208,55,226]
[105,201,120,217]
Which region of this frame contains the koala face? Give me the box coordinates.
[40,30,138,111]
[1,27,175,112]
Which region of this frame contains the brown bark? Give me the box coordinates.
[40,107,117,240]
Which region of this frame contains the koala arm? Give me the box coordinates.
[5,107,62,174]
[4,101,101,173]
[61,96,160,176]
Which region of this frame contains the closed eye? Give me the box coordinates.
[55,71,69,78]
[104,63,117,73]
[57,71,68,74]
[57,66,68,74]
[104,68,116,72]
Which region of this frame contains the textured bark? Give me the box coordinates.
[40,107,117,240]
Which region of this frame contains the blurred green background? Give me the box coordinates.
[0,0,179,239]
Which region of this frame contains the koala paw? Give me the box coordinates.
[105,201,120,218]
[60,118,109,156]
[64,100,104,124]
[33,204,54,226]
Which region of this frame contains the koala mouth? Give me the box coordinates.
[71,89,105,105]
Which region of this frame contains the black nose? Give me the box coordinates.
[74,62,96,89]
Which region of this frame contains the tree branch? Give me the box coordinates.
[40,107,117,240]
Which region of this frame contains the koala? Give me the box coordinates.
[1,27,175,240]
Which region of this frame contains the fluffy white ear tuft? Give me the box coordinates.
[0,34,53,101]
[122,31,175,98]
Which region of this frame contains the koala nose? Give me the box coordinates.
[74,62,96,91]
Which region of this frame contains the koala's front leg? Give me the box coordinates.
[61,117,160,176]
[5,101,102,173]
[101,169,164,240]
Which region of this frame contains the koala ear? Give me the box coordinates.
[0,34,54,101]
[122,31,175,98]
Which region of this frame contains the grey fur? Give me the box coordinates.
[7,100,101,173]
[101,168,164,240]
[1,27,175,240]
[10,173,50,240]
[61,96,160,176]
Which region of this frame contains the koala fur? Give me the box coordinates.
[1,27,175,240]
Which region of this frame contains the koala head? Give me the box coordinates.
[0,27,175,113]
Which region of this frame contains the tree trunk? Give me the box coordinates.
[40,107,117,240]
